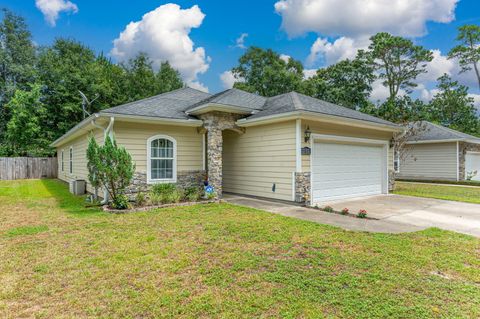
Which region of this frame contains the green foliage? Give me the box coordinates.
[365,95,428,124]
[86,136,100,191]
[150,183,182,204]
[2,84,51,156]
[428,74,479,135]
[357,210,368,218]
[448,25,480,90]
[111,194,129,210]
[135,192,147,206]
[301,54,375,109]
[87,136,135,209]
[232,47,304,96]
[184,186,201,202]
[0,9,36,140]
[367,32,433,100]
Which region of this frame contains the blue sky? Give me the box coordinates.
[3,0,480,101]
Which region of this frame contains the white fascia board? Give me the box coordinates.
[405,139,464,145]
[51,113,203,148]
[237,111,402,132]
[186,103,255,115]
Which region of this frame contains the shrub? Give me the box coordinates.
[151,183,176,195]
[87,136,135,209]
[135,192,147,206]
[150,183,183,204]
[149,193,162,205]
[184,186,201,202]
[111,194,130,210]
[323,206,334,213]
[357,209,368,218]
[341,208,349,215]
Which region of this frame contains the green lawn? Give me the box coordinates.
[394,181,480,204]
[1,180,479,318]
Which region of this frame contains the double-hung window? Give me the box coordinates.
[147,135,176,183]
[69,147,73,174]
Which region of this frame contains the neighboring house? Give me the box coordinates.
[51,87,401,205]
[398,121,480,182]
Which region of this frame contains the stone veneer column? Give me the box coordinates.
[206,127,223,197]
[199,111,245,199]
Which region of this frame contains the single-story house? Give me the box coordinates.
[51,87,402,205]
[398,121,480,182]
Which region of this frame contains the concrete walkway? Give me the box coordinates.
[223,194,480,237]
[223,194,424,234]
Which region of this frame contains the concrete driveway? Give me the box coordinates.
[323,194,480,237]
[223,194,480,237]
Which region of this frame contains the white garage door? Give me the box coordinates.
[465,152,480,181]
[312,141,386,203]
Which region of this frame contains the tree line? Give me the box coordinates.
[0,9,184,157]
[1,9,479,157]
[232,30,480,136]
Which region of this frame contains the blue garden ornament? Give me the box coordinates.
[205,185,214,194]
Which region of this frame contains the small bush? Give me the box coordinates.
[323,206,334,213]
[111,194,129,210]
[184,186,201,202]
[206,191,216,200]
[165,188,182,203]
[135,192,147,206]
[151,183,176,195]
[341,208,349,215]
[149,193,162,205]
[357,209,368,218]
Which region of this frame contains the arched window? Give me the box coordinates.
[147,135,177,183]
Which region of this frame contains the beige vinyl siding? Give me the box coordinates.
[113,121,203,173]
[301,120,394,172]
[223,120,296,201]
[56,129,103,194]
[56,120,203,194]
[398,142,458,181]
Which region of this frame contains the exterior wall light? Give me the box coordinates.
[304,126,311,143]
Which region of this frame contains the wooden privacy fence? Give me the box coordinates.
[0,157,57,180]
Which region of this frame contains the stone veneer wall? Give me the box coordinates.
[459,142,480,180]
[124,170,206,199]
[295,172,311,205]
[389,169,396,191]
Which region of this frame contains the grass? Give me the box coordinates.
[394,181,480,204]
[0,179,479,318]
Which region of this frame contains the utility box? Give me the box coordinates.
[69,180,86,195]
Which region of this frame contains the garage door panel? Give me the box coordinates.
[312,141,385,203]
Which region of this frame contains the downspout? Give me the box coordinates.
[91,115,115,204]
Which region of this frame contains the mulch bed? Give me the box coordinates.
[103,199,221,214]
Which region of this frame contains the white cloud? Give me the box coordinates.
[110,4,210,91]
[275,0,458,39]
[307,36,369,66]
[234,33,248,49]
[220,70,236,89]
[303,69,317,79]
[35,0,78,26]
[279,54,291,63]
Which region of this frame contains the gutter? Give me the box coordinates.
[237,110,403,132]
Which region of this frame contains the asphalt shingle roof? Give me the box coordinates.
[249,91,396,126]
[99,87,397,127]
[100,87,211,119]
[408,121,480,142]
[187,88,267,111]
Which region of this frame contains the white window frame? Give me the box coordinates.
[147,134,177,184]
[61,149,64,172]
[69,146,73,175]
[394,149,400,173]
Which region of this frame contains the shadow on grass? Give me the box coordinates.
[41,179,103,217]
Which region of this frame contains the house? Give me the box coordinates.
[51,87,402,205]
[397,121,480,182]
